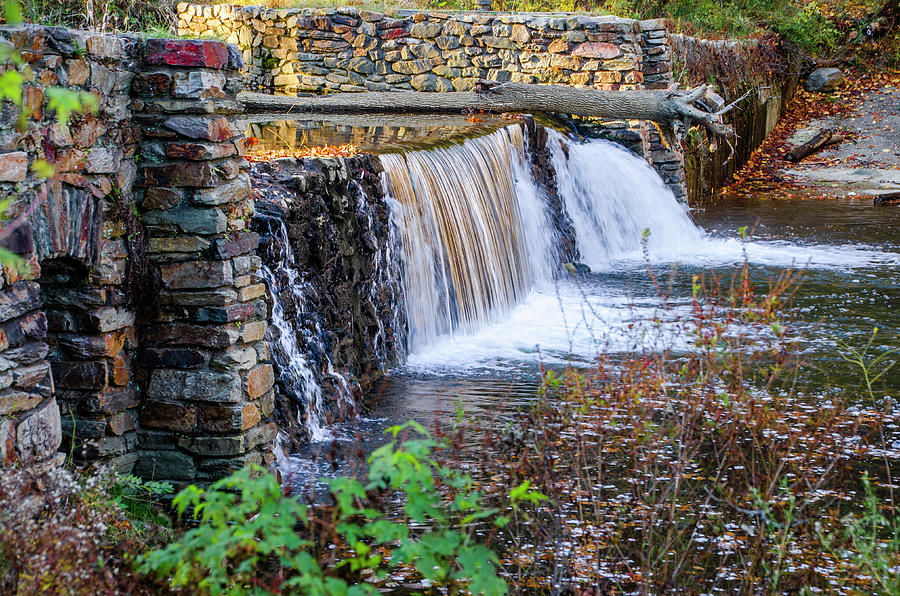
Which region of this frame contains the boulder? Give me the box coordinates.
[804,68,844,93]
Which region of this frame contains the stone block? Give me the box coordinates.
[259,388,275,417]
[573,41,620,59]
[240,320,266,343]
[244,421,277,451]
[160,288,239,308]
[15,399,61,463]
[165,141,237,161]
[79,386,140,415]
[134,450,198,481]
[210,345,257,371]
[194,172,251,206]
[178,434,245,457]
[142,187,184,210]
[1,310,47,348]
[196,402,258,432]
[409,22,441,38]
[112,352,131,386]
[211,229,258,259]
[131,71,172,96]
[88,307,135,333]
[145,38,229,69]
[144,347,210,369]
[244,364,274,400]
[391,59,432,75]
[162,116,234,142]
[12,361,51,392]
[146,322,239,348]
[172,70,227,99]
[148,369,242,403]
[1,220,34,256]
[140,400,197,432]
[0,389,42,416]
[0,152,27,182]
[51,360,107,390]
[107,411,136,436]
[1,417,14,466]
[144,206,227,234]
[237,283,266,302]
[141,162,221,188]
[160,260,233,290]
[148,236,211,254]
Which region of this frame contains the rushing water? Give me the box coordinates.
[271,124,899,466]
[380,125,556,351]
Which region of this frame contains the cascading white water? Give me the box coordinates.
[258,215,360,442]
[548,130,900,271]
[257,217,330,441]
[380,125,557,352]
[547,129,706,269]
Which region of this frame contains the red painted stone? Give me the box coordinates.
[145,39,228,69]
[384,27,406,40]
[572,42,621,59]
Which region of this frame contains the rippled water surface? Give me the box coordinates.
[288,193,898,478]
[281,128,898,478]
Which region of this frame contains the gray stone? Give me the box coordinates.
[804,68,844,93]
[143,207,228,235]
[16,399,61,463]
[147,369,242,403]
[409,22,442,38]
[178,434,245,456]
[193,172,251,206]
[134,450,198,481]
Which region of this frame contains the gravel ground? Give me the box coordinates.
[783,84,900,197]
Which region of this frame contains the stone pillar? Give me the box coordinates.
[131,38,276,484]
[639,19,687,203]
[0,26,143,472]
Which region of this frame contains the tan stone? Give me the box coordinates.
[241,403,261,430]
[510,24,530,43]
[0,152,27,182]
[244,364,274,400]
[548,39,569,54]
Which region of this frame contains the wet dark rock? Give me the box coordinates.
[522,117,580,266]
[251,154,404,448]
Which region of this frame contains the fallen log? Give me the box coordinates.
[238,81,736,139]
[786,129,844,162]
[873,191,900,206]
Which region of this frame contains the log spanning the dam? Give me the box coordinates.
[238,82,735,139]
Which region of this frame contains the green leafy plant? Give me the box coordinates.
[138,422,511,595]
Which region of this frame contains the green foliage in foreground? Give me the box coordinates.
[139,422,540,595]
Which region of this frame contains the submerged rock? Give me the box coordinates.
[564,262,592,276]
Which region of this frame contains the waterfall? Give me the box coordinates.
[546,129,705,269]
[380,125,557,352]
[256,214,357,442]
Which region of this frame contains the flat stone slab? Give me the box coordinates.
[785,167,900,193]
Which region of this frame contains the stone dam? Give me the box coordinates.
[0,8,797,484]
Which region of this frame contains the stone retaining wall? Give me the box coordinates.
[0,25,275,484]
[176,4,686,200]
[177,5,666,95]
[672,35,800,201]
